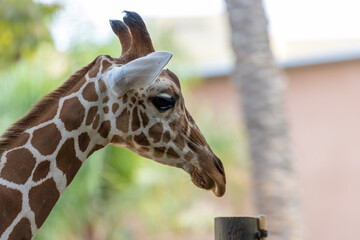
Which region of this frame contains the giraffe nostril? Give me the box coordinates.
[213,157,225,175]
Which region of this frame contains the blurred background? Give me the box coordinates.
[1,0,360,239]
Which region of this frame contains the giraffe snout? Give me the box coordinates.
[191,154,226,197]
[210,157,226,197]
[211,156,226,197]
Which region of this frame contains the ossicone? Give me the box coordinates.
[109,19,131,56]
[109,11,155,62]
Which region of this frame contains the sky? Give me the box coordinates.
[263,0,360,41]
[38,0,360,51]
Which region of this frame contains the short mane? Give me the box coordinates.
[0,56,100,155]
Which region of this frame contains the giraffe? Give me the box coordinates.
[0,11,226,239]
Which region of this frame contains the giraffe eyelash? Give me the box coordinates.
[157,93,172,99]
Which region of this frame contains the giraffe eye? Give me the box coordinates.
[150,95,175,112]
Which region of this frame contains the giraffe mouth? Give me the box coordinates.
[190,162,226,197]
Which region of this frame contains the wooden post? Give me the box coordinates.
[215,215,267,240]
[257,215,267,240]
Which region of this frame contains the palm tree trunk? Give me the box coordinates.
[225,0,303,239]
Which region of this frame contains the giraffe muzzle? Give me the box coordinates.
[208,156,226,197]
[190,156,226,197]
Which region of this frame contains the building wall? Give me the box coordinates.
[286,59,360,240]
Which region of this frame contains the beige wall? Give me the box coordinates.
[286,59,360,240]
[190,59,360,239]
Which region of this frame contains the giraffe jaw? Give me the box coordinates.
[189,165,226,197]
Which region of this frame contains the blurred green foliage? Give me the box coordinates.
[0,0,60,69]
[0,1,247,239]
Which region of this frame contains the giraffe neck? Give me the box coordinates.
[0,58,113,239]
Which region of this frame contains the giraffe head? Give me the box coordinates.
[0,11,227,239]
[99,11,226,197]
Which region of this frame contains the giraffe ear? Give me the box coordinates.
[105,51,173,97]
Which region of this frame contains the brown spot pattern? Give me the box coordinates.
[31,123,61,156]
[140,111,149,127]
[1,148,35,184]
[131,96,136,104]
[103,106,109,114]
[102,96,109,103]
[148,123,163,143]
[111,135,123,144]
[138,100,146,109]
[86,106,98,125]
[98,79,107,93]
[116,109,130,133]
[184,151,194,161]
[0,59,97,155]
[174,134,185,150]
[8,218,32,240]
[122,94,128,104]
[169,120,177,131]
[175,163,183,168]
[88,62,100,78]
[93,114,100,129]
[59,97,86,131]
[29,178,59,228]
[101,60,112,73]
[32,161,51,182]
[11,132,30,149]
[153,147,166,158]
[163,131,171,143]
[82,82,98,102]
[133,132,150,146]
[0,185,22,235]
[78,132,90,152]
[87,144,104,157]
[56,138,82,185]
[112,103,119,113]
[98,120,111,138]
[166,147,180,159]
[131,107,140,131]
